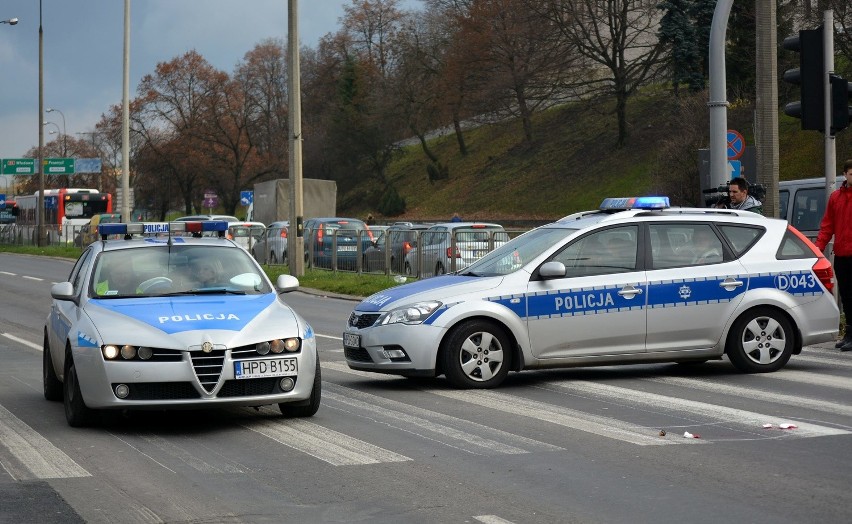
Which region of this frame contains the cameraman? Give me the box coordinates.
[716,177,763,214]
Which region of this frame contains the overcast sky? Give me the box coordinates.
[0,0,420,164]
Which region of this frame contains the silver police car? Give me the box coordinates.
[44,221,320,426]
[343,197,839,388]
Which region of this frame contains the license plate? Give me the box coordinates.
[338,245,356,252]
[234,358,297,379]
[343,332,361,348]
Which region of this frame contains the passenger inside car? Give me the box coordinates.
[689,228,723,265]
[191,258,225,288]
[95,258,140,296]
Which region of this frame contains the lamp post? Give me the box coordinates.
[1,17,17,201]
[46,108,67,156]
[38,0,45,246]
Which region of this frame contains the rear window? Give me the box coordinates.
[717,225,764,256]
[777,228,817,259]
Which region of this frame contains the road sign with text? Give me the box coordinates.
[1,158,36,175]
[44,158,75,174]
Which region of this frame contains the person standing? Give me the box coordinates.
[724,177,763,214]
[816,159,852,351]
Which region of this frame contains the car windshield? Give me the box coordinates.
[461,226,578,277]
[90,245,271,298]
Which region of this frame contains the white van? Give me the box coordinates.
[778,177,843,241]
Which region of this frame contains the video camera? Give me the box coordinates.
[702,181,765,208]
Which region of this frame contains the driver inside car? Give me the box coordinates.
[95,258,141,296]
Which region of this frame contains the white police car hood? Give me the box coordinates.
[84,293,302,347]
[355,274,503,312]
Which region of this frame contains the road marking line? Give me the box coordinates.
[0,403,90,479]
[544,380,848,438]
[761,369,852,391]
[795,354,852,369]
[325,384,562,455]
[1,333,42,351]
[645,376,852,417]
[322,362,680,446]
[135,433,244,474]
[315,333,342,340]
[22,276,43,281]
[0,271,16,276]
[474,516,517,524]
[245,415,410,466]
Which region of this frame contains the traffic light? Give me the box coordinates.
[783,27,824,131]
[830,74,852,135]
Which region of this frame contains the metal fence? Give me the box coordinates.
[0,224,89,248]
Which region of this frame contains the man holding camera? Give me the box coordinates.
[722,177,763,214]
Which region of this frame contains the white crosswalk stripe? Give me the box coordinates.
[0,403,90,480]
[760,369,852,391]
[324,383,562,455]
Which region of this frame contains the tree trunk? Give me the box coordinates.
[452,109,467,156]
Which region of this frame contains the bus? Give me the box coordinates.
[0,198,15,225]
[14,188,113,245]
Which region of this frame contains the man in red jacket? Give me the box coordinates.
[816,158,852,351]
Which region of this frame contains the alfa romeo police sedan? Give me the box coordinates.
[343,197,839,388]
[44,221,320,426]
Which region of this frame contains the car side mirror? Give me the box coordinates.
[276,274,300,293]
[539,261,567,279]
[51,281,76,301]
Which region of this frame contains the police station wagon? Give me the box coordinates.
[342,197,839,388]
[44,220,320,426]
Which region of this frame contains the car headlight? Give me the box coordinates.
[379,301,442,325]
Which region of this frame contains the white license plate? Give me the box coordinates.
[343,332,361,348]
[234,358,297,379]
[338,245,357,252]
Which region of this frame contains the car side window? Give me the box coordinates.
[791,188,825,232]
[777,229,814,259]
[718,225,764,256]
[552,225,638,277]
[685,225,724,265]
[69,249,93,293]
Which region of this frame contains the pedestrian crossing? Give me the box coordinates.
[1,356,850,480]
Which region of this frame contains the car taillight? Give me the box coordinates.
[403,241,412,255]
[447,246,461,258]
[280,229,287,238]
[317,228,323,242]
[788,225,834,292]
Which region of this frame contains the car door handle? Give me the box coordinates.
[617,285,643,298]
[720,278,744,290]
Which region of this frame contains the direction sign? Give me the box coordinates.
[726,130,745,160]
[727,160,742,179]
[240,190,253,206]
[75,158,102,173]
[203,188,218,209]
[0,194,5,209]
[44,158,75,174]
[1,158,36,175]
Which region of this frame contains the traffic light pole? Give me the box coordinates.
[708,0,734,191]
[823,10,836,204]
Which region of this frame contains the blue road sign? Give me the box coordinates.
[0,194,5,209]
[240,190,254,206]
[726,130,745,160]
[75,158,102,173]
[727,160,742,179]
[45,196,58,210]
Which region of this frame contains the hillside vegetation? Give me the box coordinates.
[338,87,852,223]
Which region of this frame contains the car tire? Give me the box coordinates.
[43,332,62,402]
[726,307,794,373]
[405,262,413,276]
[64,351,96,427]
[442,320,511,388]
[279,358,321,418]
[270,251,278,264]
[435,262,446,276]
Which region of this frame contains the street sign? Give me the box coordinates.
[726,129,745,160]
[1,158,36,175]
[75,158,102,173]
[45,196,58,210]
[240,190,253,206]
[203,189,218,209]
[727,160,742,179]
[44,158,75,174]
[0,194,5,209]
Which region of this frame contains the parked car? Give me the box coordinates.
[778,177,844,242]
[74,213,123,247]
[251,221,289,264]
[303,217,373,270]
[343,196,839,388]
[364,223,429,273]
[226,221,266,252]
[174,214,240,223]
[404,222,509,277]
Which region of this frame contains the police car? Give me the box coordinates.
[44,220,320,426]
[343,197,839,388]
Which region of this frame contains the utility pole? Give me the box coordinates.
[755,0,779,218]
[287,0,305,277]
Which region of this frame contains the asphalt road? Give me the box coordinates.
[1,252,852,523]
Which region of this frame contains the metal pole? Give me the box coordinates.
[708,0,735,189]
[754,0,778,218]
[121,0,131,223]
[288,0,305,276]
[824,10,836,202]
[37,0,45,246]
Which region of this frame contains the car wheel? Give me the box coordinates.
[279,358,321,417]
[435,262,446,275]
[726,307,794,373]
[405,262,413,276]
[64,351,96,427]
[43,332,62,401]
[270,251,278,264]
[442,320,511,388]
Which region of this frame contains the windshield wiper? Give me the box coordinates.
[158,288,247,296]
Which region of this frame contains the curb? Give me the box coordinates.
[296,286,364,302]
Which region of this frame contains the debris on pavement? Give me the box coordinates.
[683,431,701,439]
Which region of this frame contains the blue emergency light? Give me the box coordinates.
[599,196,670,211]
[98,220,229,240]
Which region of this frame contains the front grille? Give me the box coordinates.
[191,349,225,393]
[345,347,373,363]
[218,377,286,397]
[115,382,199,400]
[349,312,380,328]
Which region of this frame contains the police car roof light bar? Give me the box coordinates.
[97,220,229,240]
[599,196,670,211]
